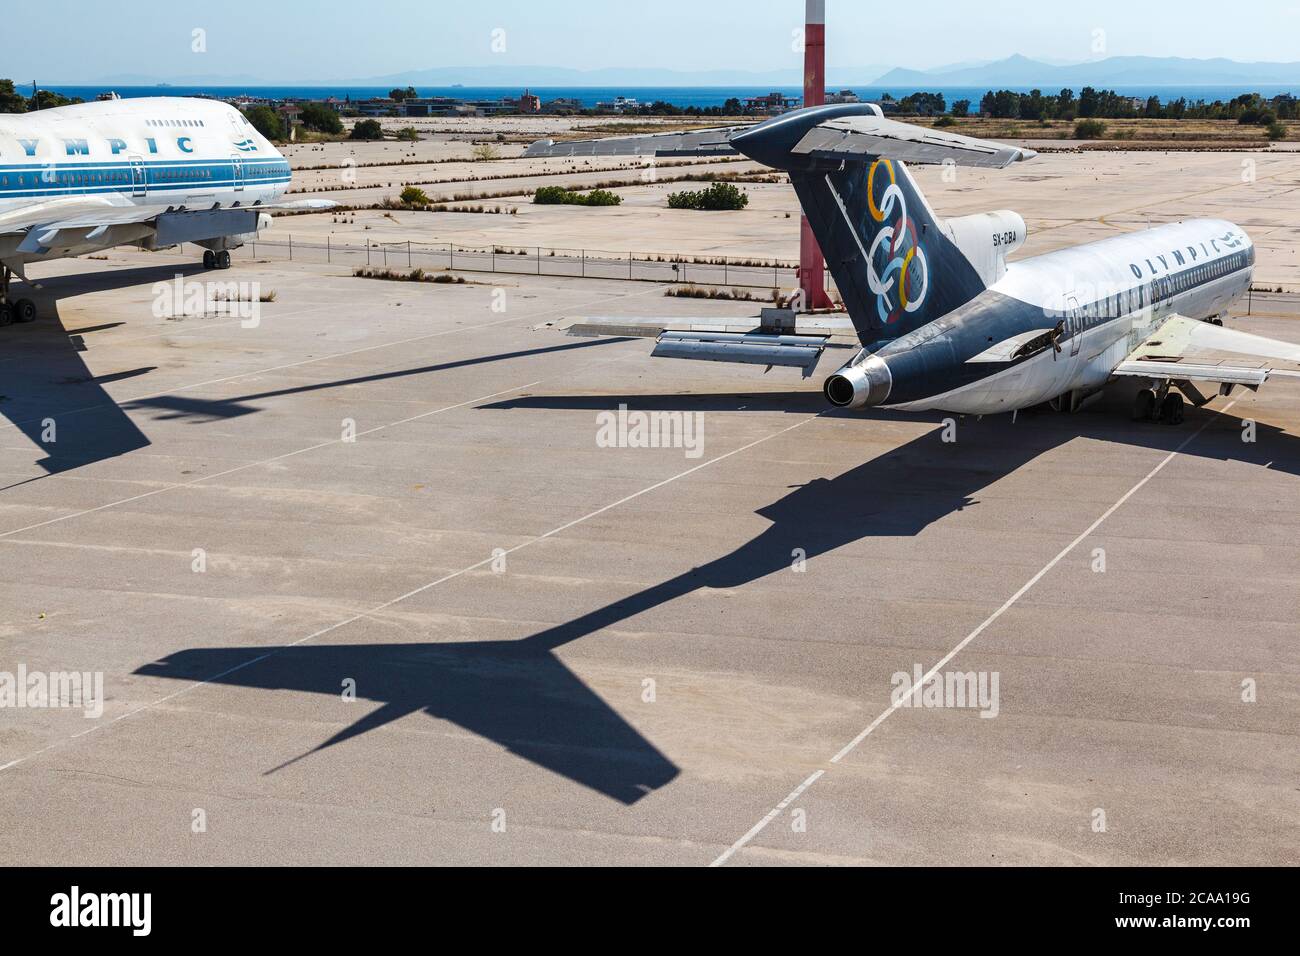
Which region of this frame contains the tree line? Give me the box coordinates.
[946,87,1297,123]
[0,79,83,113]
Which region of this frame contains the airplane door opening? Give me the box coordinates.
[129,156,147,198]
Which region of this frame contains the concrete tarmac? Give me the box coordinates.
[0,232,1296,866]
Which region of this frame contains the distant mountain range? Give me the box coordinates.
[79,55,1300,90]
[871,54,1300,88]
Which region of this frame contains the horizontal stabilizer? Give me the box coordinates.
[542,313,858,341]
[652,331,827,377]
[792,115,1037,168]
[523,127,746,159]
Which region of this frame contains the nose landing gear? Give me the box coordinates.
[202,249,232,270]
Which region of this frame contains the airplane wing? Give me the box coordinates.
[0,197,335,236]
[1113,315,1300,390]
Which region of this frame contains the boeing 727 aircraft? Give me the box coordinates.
[0,95,327,327]
[527,104,1300,423]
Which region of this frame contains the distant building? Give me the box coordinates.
[515,89,541,114]
[596,96,640,113]
[745,92,800,114]
[541,97,582,115]
[404,97,470,117]
[357,98,399,117]
[825,89,860,104]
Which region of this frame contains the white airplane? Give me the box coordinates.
[527,104,1300,424]
[0,95,327,327]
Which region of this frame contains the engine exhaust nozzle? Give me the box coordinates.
[824,354,892,409]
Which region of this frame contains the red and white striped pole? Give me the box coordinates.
[800,0,833,310]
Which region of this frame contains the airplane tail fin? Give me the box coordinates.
[791,158,987,345]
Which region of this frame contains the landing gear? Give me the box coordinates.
[202,249,232,270]
[1159,393,1185,426]
[0,264,37,328]
[1133,388,1158,422]
[12,298,37,323]
[1134,384,1186,425]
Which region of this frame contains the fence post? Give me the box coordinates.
[537,247,541,275]
[289,235,293,261]
[629,252,633,280]
[492,246,496,272]
[407,241,412,268]
[582,249,586,278]
[366,240,370,266]
[450,243,454,269]
[326,235,330,264]
[724,255,728,285]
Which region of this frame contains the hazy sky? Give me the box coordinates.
[9,0,1300,82]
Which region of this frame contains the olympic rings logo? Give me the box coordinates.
[864,159,928,325]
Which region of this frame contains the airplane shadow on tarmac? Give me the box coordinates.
[135,384,1300,805]
[0,266,190,489]
[0,261,630,488]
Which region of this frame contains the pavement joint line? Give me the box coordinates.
[708,400,1238,868]
[0,284,663,434]
[0,380,544,542]
[0,409,823,775]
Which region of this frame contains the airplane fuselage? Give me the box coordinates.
[865,218,1255,415]
[0,97,290,265]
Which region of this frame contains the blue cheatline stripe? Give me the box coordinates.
[0,176,292,200]
[0,155,293,199]
[0,157,289,172]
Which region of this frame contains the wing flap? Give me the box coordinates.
[1116,315,1300,387]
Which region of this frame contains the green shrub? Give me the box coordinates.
[666,181,750,211]
[400,186,431,206]
[933,115,955,128]
[350,119,384,141]
[1267,121,1287,140]
[300,103,343,135]
[243,105,285,141]
[1074,119,1107,139]
[533,186,623,206]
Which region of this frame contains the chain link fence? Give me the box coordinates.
[230,236,822,291]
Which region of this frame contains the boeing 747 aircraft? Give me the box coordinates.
[527,104,1300,424]
[0,95,327,327]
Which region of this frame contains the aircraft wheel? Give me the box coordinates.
[1133,388,1157,422]
[215,250,232,270]
[12,298,37,323]
[203,250,217,269]
[1160,393,1185,426]
[0,303,11,327]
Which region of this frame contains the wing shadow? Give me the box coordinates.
[135,638,679,806]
